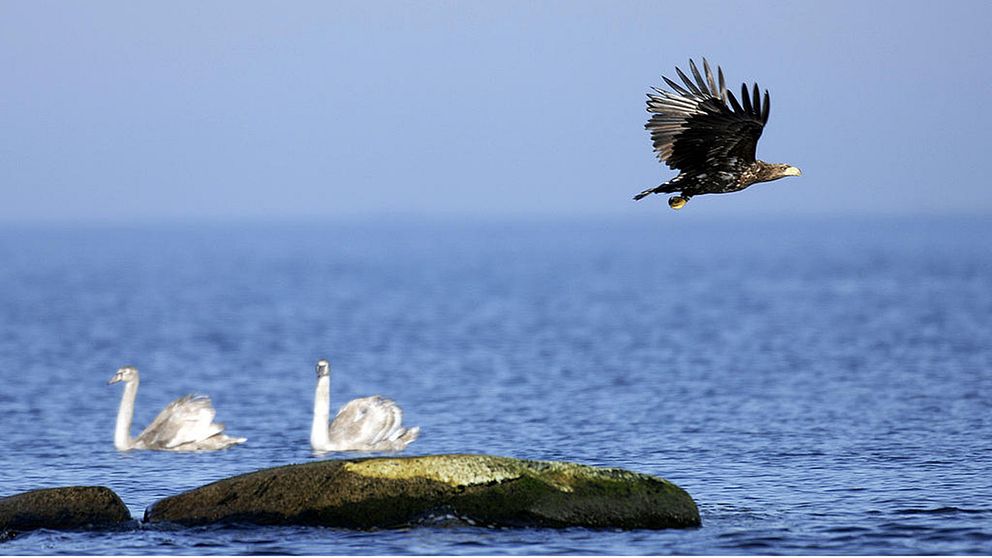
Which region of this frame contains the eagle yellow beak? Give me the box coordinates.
[783,166,802,177]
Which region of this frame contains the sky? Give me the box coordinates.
[1,0,989,223]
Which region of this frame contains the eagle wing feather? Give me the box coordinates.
[646,58,769,173]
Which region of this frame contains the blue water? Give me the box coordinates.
[0,216,990,555]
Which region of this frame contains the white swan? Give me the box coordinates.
[108,365,246,451]
[310,359,419,452]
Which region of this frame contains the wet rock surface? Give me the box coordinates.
[145,454,700,529]
[0,486,131,533]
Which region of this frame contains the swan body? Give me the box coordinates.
[310,359,419,452]
[108,366,246,451]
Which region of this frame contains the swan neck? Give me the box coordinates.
[311,375,331,449]
[114,379,138,450]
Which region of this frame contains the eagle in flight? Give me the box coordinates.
[635,58,801,210]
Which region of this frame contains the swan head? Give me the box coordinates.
[315,359,330,378]
[108,365,139,384]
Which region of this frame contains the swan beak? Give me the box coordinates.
[108,374,121,384]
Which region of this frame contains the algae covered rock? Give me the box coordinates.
[145,454,699,529]
[0,486,131,532]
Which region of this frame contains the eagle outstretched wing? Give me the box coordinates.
[646,59,770,173]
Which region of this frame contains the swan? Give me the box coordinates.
[310,359,419,452]
[108,365,246,451]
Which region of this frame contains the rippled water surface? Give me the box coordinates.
[1,217,990,555]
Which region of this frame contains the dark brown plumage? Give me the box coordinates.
[634,58,801,210]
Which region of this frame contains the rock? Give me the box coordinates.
[145,454,699,529]
[0,486,131,532]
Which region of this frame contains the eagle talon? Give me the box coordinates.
[668,196,688,210]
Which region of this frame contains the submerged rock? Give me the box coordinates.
[145,454,699,529]
[0,486,131,532]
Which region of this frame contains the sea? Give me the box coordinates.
[0,215,990,555]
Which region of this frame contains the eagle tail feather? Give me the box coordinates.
[633,178,682,201]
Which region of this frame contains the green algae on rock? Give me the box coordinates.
[0,486,131,532]
[144,454,700,529]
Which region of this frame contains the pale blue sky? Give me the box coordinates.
[1,1,989,223]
